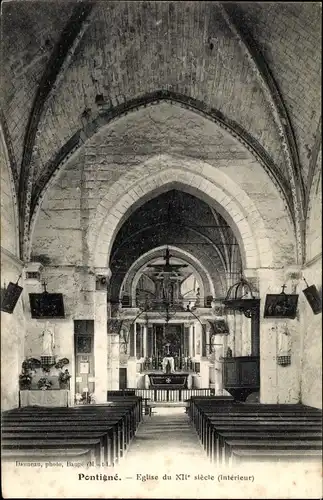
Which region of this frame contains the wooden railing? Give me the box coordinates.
[123,388,212,402]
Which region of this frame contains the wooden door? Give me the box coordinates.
[74,320,95,398]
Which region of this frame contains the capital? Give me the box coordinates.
[94,267,112,291]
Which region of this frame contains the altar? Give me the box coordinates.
[19,390,70,407]
[147,372,192,389]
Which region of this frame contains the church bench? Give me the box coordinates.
[1,431,112,466]
[229,448,323,465]
[222,439,322,466]
[1,419,125,466]
[1,447,94,463]
[199,412,322,447]
[1,406,141,465]
[9,400,142,437]
[1,438,103,466]
[1,399,143,468]
[203,419,322,460]
[2,423,122,466]
[187,399,322,464]
[190,403,322,441]
[213,430,322,464]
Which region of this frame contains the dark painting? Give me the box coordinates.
[76,335,92,354]
[264,294,298,319]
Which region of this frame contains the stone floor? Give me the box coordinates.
[118,407,211,475]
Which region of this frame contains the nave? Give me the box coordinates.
[1,394,322,498]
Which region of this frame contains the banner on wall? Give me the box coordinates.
[303,285,322,315]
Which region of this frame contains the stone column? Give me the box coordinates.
[142,325,148,358]
[127,323,137,388]
[225,311,235,356]
[183,324,190,359]
[106,333,119,390]
[189,324,194,358]
[258,267,301,404]
[241,312,251,356]
[94,268,111,403]
[213,339,224,395]
[1,250,25,410]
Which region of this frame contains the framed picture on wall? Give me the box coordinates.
[76,335,92,354]
[264,294,299,319]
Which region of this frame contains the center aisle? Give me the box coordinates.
[117,407,211,473]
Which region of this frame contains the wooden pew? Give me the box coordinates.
[216,430,322,465]
[1,448,93,463]
[222,438,322,465]
[2,413,128,466]
[188,397,322,465]
[230,448,322,465]
[2,438,102,465]
[2,430,112,465]
[1,399,142,466]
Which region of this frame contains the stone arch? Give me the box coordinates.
[121,246,217,305]
[306,148,322,263]
[89,154,295,271]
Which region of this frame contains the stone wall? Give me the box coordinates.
[1,135,24,410]
[300,167,322,409]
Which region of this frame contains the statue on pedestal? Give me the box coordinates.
[41,321,55,356]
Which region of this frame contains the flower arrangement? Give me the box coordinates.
[19,371,33,390]
[75,393,83,404]
[37,377,52,390]
[55,358,69,370]
[58,369,71,388]
[89,393,96,404]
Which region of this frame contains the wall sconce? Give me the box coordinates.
[276,323,291,366]
[277,355,291,366]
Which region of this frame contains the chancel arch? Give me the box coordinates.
[90,157,295,272]
[122,245,216,305]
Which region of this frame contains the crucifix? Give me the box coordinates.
[42,281,48,293]
[281,284,287,294]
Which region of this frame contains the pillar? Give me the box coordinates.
[106,333,119,390]
[127,323,137,388]
[214,339,224,395]
[147,325,153,358]
[183,324,190,358]
[258,267,301,404]
[1,250,25,410]
[93,268,110,403]
[142,324,147,358]
[241,312,251,356]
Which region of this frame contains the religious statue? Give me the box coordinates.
[41,321,55,356]
[162,356,175,373]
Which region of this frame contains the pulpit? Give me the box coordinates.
[222,356,260,401]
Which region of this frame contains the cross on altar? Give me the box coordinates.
[281,284,287,294]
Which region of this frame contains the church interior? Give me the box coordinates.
[1,1,322,493]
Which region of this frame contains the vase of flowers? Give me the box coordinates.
[19,371,33,390]
[37,377,52,390]
[58,369,71,389]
